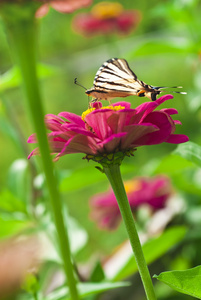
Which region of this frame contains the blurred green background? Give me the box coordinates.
[1,0,201,298]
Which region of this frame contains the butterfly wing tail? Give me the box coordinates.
[152,86,184,90]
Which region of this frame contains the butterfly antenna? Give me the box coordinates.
[171,86,183,88]
[154,85,187,95]
[154,86,184,90]
[74,78,87,90]
[170,91,187,94]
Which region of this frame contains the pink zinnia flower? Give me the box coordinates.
[90,175,172,230]
[36,0,92,18]
[72,2,141,36]
[27,94,188,162]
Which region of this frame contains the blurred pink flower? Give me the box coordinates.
[36,0,92,18]
[72,2,141,36]
[0,237,40,298]
[27,94,189,161]
[90,175,172,230]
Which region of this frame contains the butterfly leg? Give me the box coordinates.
[108,99,112,105]
[88,98,98,108]
[90,98,98,103]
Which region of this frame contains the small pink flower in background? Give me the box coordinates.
[27,95,189,161]
[36,0,92,18]
[0,237,40,298]
[72,1,141,36]
[90,175,172,230]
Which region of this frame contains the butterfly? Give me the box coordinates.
[84,58,186,101]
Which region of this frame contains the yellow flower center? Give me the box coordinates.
[124,179,142,194]
[91,2,123,19]
[81,105,125,121]
[82,107,95,121]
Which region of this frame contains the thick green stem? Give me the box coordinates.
[103,164,156,300]
[2,6,79,300]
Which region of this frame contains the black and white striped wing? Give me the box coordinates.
[93,58,144,94]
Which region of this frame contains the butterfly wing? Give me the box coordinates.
[85,58,186,101]
[93,58,145,96]
[86,58,162,101]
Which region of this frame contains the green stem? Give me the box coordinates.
[33,291,38,300]
[2,6,79,300]
[0,91,38,213]
[103,164,156,300]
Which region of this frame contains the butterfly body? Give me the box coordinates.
[85,58,184,101]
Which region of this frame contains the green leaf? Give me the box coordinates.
[60,164,136,192]
[45,282,130,300]
[0,64,57,91]
[37,63,58,78]
[172,174,201,197]
[153,153,201,196]
[67,215,88,254]
[38,208,88,263]
[0,114,22,151]
[131,41,190,57]
[0,189,27,214]
[112,226,187,281]
[0,216,30,239]
[173,142,201,168]
[153,265,201,299]
[90,262,105,283]
[153,154,193,174]
[185,207,201,225]
[7,159,30,203]
[22,273,40,294]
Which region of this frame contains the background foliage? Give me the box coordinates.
[0,0,201,299]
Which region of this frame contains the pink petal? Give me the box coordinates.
[57,137,74,157]
[50,0,92,13]
[28,148,39,159]
[106,110,136,133]
[174,120,182,125]
[98,132,127,153]
[161,108,178,115]
[72,13,101,36]
[155,94,174,105]
[121,123,159,149]
[134,111,174,145]
[48,131,73,141]
[45,114,65,123]
[166,134,189,144]
[45,121,64,132]
[47,141,64,151]
[85,110,114,140]
[61,124,96,137]
[117,10,141,34]
[135,94,174,123]
[27,134,37,143]
[134,102,159,122]
[35,4,50,18]
[58,112,85,127]
[61,134,102,155]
